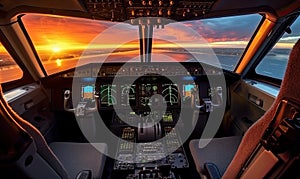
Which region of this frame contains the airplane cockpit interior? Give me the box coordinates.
[1,0,300,178]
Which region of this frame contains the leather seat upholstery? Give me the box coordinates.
[189,39,300,178]
[50,142,107,179]
[0,85,107,178]
[189,136,242,176]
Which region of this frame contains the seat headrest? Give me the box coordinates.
[277,38,300,103]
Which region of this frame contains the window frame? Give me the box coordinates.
[0,22,35,92]
[244,14,299,88]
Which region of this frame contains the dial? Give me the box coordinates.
[100,84,117,106]
[141,83,158,96]
[121,84,136,106]
[162,84,178,106]
[140,97,151,106]
[81,84,95,101]
[182,84,197,105]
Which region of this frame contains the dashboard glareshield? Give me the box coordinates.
[72,17,227,161]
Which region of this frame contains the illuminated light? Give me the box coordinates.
[56,59,62,66]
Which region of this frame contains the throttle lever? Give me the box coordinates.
[194,87,223,112]
[64,90,99,116]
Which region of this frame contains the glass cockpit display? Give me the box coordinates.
[81,85,95,101]
[121,84,136,106]
[100,84,117,106]
[162,84,179,106]
[182,84,197,103]
[140,84,158,106]
[95,81,203,108]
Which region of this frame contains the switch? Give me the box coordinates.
[158,9,163,16]
[170,0,173,6]
[159,0,163,6]
[167,9,171,16]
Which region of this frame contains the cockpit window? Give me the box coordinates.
[22,14,140,75]
[22,13,261,75]
[0,43,23,83]
[255,16,300,80]
[153,14,261,70]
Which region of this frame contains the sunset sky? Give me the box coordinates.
[19,13,300,57]
[20,14,262,52]
[1,12,299,64]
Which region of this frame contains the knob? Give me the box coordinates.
[129,0,133,6]
[148,0,152,5]
[131,10,135,16]
[159,0,163,6]
[142,0,146,5]
[158,9,163,16]
[64,90,71,100]
[167,9,171,16]
[170,0,173,6]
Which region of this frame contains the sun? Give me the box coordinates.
[52,46,61,53]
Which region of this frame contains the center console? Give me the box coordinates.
[58,63,226,178]
[112,115,189,179]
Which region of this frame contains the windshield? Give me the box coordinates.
[0,43,23,83]
[256,16,300,80]
[22,14,261,75]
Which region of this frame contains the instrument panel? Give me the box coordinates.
[80,81,209,110]
[92,81,198,108]
[60,62,224,110]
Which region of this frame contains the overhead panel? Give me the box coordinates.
[82,0,217,21]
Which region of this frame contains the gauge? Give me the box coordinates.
[140,97,151,106]
[183,84,196,100]
[121,84,135,95]
[121,84,136,106]
[141,84,157,96]
[100,84,117,106]
[81,84,95,101]
[162,84,178,106]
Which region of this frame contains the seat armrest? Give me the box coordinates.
[204,162,221,179]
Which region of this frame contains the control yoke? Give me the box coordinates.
[64,90,99,117]
[194,86,223,112]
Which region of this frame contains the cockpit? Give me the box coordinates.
[1,0,300,178]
